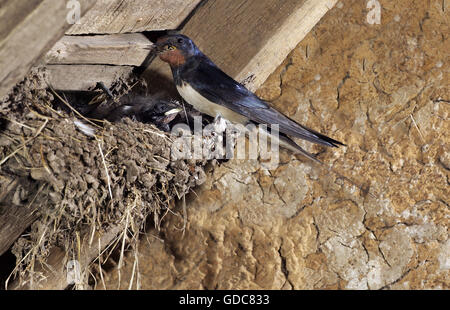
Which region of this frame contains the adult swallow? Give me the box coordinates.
[153,34,345,162]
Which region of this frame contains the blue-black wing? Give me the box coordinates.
[184,57,344,147]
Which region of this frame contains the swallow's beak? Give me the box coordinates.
[143,44,157,53]
[144,42,166,55]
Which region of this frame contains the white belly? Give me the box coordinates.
[177,82,248,124]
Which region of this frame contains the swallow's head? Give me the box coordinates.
[155,34,198,67]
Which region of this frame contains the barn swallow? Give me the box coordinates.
[152,34,345,162]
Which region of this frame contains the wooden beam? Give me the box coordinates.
[146,0,338,92]
[67,0,202,34]
[46,64,134,91]
[0,177,44,256]
[0,0,96,99]
[10,226,123,290]
[45,34,153,66]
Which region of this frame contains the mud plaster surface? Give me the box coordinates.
[103,0,449,289]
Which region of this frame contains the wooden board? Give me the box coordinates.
[67,0,202,34]
[46,64,134,91]
[10,226,123,290]
[146,0,338,92]
[45,34,153,66]
[0,0,96,99]
[0,177,44,256]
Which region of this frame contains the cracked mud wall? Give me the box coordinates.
[102,0,449,289]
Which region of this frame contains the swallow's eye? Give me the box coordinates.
[177,38,184,44]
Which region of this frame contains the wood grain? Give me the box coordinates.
[45,34,153,66]
[67,0,202,34]
[0,177,44,256]
[10,226,123,290]
[46,64,134,91]
[0,0,96,99]
[146,0,338,92]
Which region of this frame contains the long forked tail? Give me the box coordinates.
[300,125,346,148]
[264,107,347,148]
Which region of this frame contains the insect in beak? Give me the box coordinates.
[143,44,157,53]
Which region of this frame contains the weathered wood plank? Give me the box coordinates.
[146,0,338,92]
[45,34,153,66]
[67,0,202,34]
[0,0,44,43]
[46,64,134,91]
[0,0,97,99]
[11,226,123,290]
[0,177,44,256]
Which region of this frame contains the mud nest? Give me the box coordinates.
[0,67,209,289]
